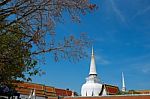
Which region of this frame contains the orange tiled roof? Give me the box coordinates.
[55,88,72,96]
[14,82,72,97]
[104,84,119,95]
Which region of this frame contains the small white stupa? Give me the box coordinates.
[81,47,103,96]
[122,72,126,92]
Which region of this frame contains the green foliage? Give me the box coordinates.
[0,24,40,86]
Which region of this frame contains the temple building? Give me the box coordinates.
[81,48,119,96]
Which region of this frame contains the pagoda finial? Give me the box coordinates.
[92,46,94,55]
[89,47,97,75]
[122,72,126,92]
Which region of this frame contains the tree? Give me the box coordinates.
[0,0,97,60]
[0,0,96,85]
[0,24,40,86]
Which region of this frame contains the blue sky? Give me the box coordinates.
[32,0,150,93]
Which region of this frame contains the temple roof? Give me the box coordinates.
[101,84,119,95]
[14,82,72,97]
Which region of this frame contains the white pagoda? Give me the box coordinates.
[81,48,103,96]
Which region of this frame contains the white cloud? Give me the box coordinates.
[95,55,110,65]
[138,64,150,74]
[128,61,150,74]
[114,54,150,74]
[109,0,126,23]
[132,6,150,19]
[117,54,150,65]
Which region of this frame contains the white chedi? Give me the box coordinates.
[81,48,103,96]
[122,72,126,92]
[81,75,102,96]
